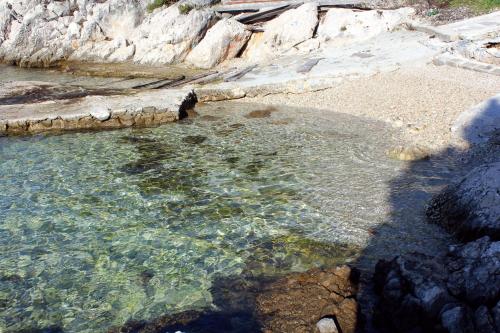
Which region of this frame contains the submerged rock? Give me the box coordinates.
[109,266,360,333]
[244,107,277,119]
[183,135,208,144]
[386,145,430,161]
[427,162,500,241]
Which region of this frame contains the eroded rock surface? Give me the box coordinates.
[256,266,361,333]
[186,18,251,69]
[0,81,196,134]
[244,3,319,62]
[427,162,500,241]
[317,7,415,45]
[0,0,214,67]
[374,237,500,333]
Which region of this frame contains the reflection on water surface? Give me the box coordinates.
[0,101,453,332]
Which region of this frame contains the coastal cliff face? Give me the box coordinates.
[0,0,415,68]
[0,0,216,67]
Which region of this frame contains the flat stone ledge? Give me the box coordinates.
[408,11,500,43]
[433,53,500,76]
[0,86,197,135]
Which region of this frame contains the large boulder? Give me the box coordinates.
[186,18,251,69]
[244,3,318,62]
[256,266,361,333]
[130,4,214,65]
[317,8,414,45]
[427,162,500,242]
[374,237,500,332]
[452,94,500,146]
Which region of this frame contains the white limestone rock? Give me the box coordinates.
[186,18,251,69]
[317,7,415,45]
[69,41,118,62]
[316,318,339,333]
[47,1,71,18]
[244,3,318,62]
[90,105,111,121]
[131,4,214,65]
[108,44,136,62]
[0,3,12,46]
[452,93,500,145]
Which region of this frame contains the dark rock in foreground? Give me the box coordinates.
[373,237,500,333]
[427,162,500,242]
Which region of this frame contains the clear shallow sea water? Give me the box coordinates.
[0,100,456,332]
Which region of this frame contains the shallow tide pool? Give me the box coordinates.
[0,102,454,332]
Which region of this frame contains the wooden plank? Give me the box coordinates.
[216,0,364,12]
[132,77,184,89]
[187,71,228,85]
[296,58,323,73]
[152,76,187,89]
[238,4,296,24]
[223,65,258,82]
[235,4,288,23]
[163,71,219,88]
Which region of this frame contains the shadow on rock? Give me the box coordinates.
[365,96,500,332]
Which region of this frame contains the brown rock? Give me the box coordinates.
[256,266,361,333]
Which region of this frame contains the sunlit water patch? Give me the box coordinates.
[0,102,456,332]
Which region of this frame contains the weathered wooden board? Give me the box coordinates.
[224,65,258,82]
[216,0,364,12]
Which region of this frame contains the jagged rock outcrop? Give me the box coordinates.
[374,237,500,333]
[375,157,500,332]
[0,0,215,67]
[130,3,214,65]
[186,18,251,69]
[244,3,319,62]
[427,162,500,241]
[317,7,415,45]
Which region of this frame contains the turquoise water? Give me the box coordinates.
[0,102,452,332]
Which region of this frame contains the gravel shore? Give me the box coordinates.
[240,64,500,151]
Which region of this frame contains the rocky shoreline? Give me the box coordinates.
[0,0,499,332]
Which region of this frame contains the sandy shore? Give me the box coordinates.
[240,64,500,151]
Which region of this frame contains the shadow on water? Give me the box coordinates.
[354,97,500,332]
[105,98,500,333]
[4,98,498,333]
